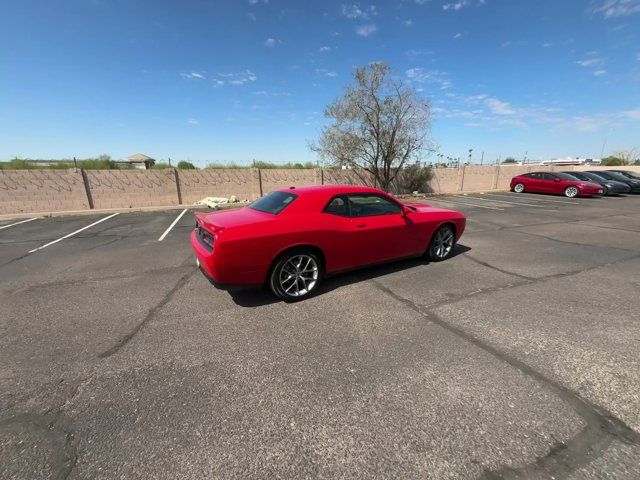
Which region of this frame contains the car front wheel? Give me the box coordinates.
[269,249,322,301]
[427,224,456,262]
[513,183,525,193]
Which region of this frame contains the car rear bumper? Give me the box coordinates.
[190,229,264,290]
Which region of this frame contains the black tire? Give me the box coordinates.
[427,224,456,262]
[269,248,323,301]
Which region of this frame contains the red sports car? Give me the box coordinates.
[191,185,466,301]
[510,172,603,198]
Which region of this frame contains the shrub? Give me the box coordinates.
[600,156,628,166]
[177,161,197,169]
[396,164,434,193]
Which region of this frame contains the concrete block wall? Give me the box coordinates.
[179,169,257,203]
[2,164,640,215]
[259,168,318,194]
[0,169,89,215]
[84,170,179,209]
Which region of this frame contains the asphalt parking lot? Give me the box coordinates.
[2,192,640,479]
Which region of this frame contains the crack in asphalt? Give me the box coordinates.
[98,268,195,359]
[371,256,640,479]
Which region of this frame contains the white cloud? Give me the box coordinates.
[187,118,199,125]
[355,24,378,36]
[500,41,512,48]
[406,68,452,90]
[636,52,640,61]
[443,1,470,11]
[246,12,257,21]
[593,69,607,76]
[453,32,463,39]
[248,0,268,4]
[214,70,257,86]
[341,3,377,19]
[542,42,553,48]
[575,58,604,67]
[319,46,331,52]
[591,0,640,18]
[264,37,282,47]
[403,19,414,27]
[181,71,206,79]
[484,97,516,115]
[316,68,338,77]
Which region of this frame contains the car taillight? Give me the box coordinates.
[197,226,215,251]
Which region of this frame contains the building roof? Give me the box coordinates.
[126,153,155,162]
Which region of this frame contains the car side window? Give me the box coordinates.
[542,173,556,181]
[348,194,402,217]
[528,173,540,179]
[323,196,349,216]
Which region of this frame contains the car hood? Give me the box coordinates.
[195,207,275,232]
[404,202,464,216]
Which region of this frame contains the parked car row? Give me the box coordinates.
[510,170,640,197]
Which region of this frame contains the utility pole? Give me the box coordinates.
[480,151,484,166]
[168,157,172,168]
[468,148,473,165]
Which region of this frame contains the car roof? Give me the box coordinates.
[274,184,387,214]
[277,184,379,195]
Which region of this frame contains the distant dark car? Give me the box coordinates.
[562,171,630,195]
[510,171,603,197]
[607,170,640,181]
[585,171,640,193]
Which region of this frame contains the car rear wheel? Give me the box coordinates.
[427,224,456,262]
[564,186,579,198]
[513,183,525,193]
[269,249,323,301]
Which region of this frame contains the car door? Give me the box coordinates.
[347,193,419,265]
[523,173,543,192]
[540,173,560,193]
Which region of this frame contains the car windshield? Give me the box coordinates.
[556,172,580,181]
[600,171,631,182]
[615,171,640,180]
[249,191,298,214]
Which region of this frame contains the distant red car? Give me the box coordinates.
[510,172,603,198]
[191,185,466,301]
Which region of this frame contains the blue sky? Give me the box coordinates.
[1,0,639,166]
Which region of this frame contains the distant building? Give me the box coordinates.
[540,157,601,166]
[126,153,156,170]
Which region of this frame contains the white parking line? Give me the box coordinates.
[431,198,505,211]
[28,213,120,253]
[460,195,549,208]
[0,217,38,230]
[158,209,188,241]
[482,193,579,205]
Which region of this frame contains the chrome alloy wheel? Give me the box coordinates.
[565,186,579,198]
[279,254,319,297]
[433,227,454,259]
[514,183,525,193]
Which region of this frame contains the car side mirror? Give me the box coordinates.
[401,205,411,216]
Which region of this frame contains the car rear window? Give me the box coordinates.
[249,191,298,214]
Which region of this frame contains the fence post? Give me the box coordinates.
[459,165,467,192]
[320,168,324,185]
[493,165,500,190]
[80,169,94,209]
[258,168,263,197]
[174,168,182,205]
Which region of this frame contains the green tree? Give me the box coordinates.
[177,161,197,169]
[600,156,628,166]
[502,157,517,164]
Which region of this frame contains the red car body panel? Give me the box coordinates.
[191,185,466,287]
[510,172,603,197]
